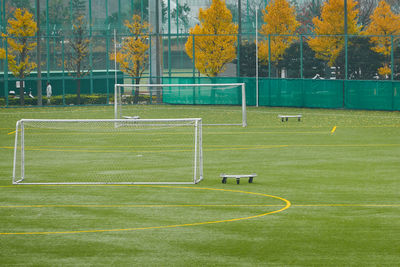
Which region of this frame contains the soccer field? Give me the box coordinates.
[0,105,399,265]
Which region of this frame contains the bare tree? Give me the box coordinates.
[386,0,400,13]
[357,0,378,28]
[297,0,323,34]
[65,16,90,105]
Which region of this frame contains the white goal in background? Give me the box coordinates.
[13,118,203,185]
[114,83,247,127]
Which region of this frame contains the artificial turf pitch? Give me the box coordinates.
[0,105,399,265]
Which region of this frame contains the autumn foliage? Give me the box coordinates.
[0,46,5,59]
[258,0,299,65]
[4,8,37,105]
[112,15,149,85]
[185,0,238,77]
[363,0,400,77]
[308,0,361,67]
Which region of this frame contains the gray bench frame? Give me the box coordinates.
[220,173,257,184]
[278,115,302,122]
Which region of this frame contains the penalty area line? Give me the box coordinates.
[0,204,398,208]
[294,204,400,207]
[0,204,285,208]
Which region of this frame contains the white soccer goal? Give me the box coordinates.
[13,118,203,185]
[114,83,247,127]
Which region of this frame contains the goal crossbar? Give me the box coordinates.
[114,83,247,127]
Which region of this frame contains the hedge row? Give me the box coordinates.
[121,95,158,104]
[0,94,158,106]
[0,94,113,106]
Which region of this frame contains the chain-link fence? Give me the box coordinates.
[1,0,400,110]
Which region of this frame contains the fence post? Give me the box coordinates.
[89,0,93,95]
[300,35,303,79]
[237,34,240,77]
[268,34,271,78]
[1,0,5,106]
[46,0,50,82]
[344,33,348,109]
[391,35,394,81]
[106,25,110,105]
[36,0,42,106]
[4,35,8,107]
[192,35,195,78]
[391,35,395,110]
[62,36,66,106]
[344,0,348,81]
[300,35,304,107]
[168,0,171,78]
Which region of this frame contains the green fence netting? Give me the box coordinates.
[346,80,396,110]
[2,75,400,111]
[162,77,400,111]
[162,77,244,105]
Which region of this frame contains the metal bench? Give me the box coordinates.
[220,173,257,184]
[123,116,140,119]
[278,115,302,122]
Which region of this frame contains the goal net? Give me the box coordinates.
[114,83,247,127]
[13,118,203,185]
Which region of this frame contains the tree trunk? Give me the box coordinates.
[211,75,216,104]
[134,77,140,104]
[19,80,25,106]
[77,79,81,105]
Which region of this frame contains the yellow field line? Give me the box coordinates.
[206,131,329,135]
[3,125,400,136]
[1,144,284,149]
[294,204,400,207]
[8,131,328,136]
[0,145,288,153]
[0,186,291,235]
[1,143,399,154]
[0,204,398,208]
[0,204,282,208]
[5,125,399,136]
[1,147,195,153]
[293,143,400,148]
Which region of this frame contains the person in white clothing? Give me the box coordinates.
[46,82,52,104]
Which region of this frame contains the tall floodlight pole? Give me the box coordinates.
[238,0,241,76]
[344,0,348,80]
[149,0,162,102]
[168,0,171,77]
[114,29,117,85]
[256,5,259,107]
[36,0,42,106]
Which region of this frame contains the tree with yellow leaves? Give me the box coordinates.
[0,46,5,59]
[111,15,149,102]
[185,0,238,77]
[4,8,37,106]
[363,0,400,78]
[258,0,299,69]
[308,0,361,67]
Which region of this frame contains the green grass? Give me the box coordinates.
[0,105,399,266]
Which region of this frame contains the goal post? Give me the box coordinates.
[114,83,247,127]
[13,118,203,185]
